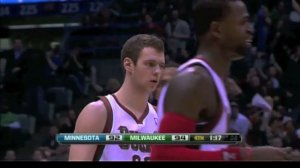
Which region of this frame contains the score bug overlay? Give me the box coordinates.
[56,133,242,145]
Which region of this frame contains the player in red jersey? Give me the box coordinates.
[151,0,299,161]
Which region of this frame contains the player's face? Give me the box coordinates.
[133,47,165,92]
[154,67,177,99]
[159,67,177,88]
[221,1,253,59]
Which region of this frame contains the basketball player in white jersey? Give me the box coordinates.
[151,0,297,161]
[69,34,165,161]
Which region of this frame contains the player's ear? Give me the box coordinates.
[210,21,222,40]
[123,57,133,73]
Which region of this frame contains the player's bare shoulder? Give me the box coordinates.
[164,65,214,120]
[74,100,107,133]
[167,65,213,99]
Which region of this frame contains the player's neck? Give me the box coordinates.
[197,46,231,81]
[114,78,149,115]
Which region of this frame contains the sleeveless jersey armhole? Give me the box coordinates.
[92,96,113,161]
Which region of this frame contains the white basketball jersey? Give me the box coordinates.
[96,94,158,161]
[158,57,231,151]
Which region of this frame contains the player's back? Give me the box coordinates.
[158,57,231,151]
[97,94,158,161]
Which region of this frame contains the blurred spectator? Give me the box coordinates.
[32,149,47,161]
[282,117,297,146]
[291,0,300,23]
[165,9,190,62]
[266,117,285,144]
[244,75,264,103]
[117,0,142,15]
[1,38,26,111]
[63,47,90,98]
[89,65,103,93]
[230,59,251,84]
[39,125,59,155]
[272,106,284,119]
[58,108,77,133]
[270,136,283,147]
[97,8,115,28]
[151,61,178,106]
[226,78,243,101]
[252,52,270,80]
[153,0,169,24]
[58,115,73,133]
[101,77,121,95]
[265,95,274,111]
[45,44,65,88]
[140,14,164,37]
[81,13,98,27]
[246,68,259,83]
[284,44,300,108]
[247,106,265,146]
[0,107,25,152]
[229,102,251,140]
[18,48,48,129]
[270,1,287,25]
[2,150,16,161]
[290,44,300,62]
[255,5,272,53]
[244,0,261,16]
[294,127,300,149]
[266,65,281,90]
[68,108,77,129]
[38,125,69,160]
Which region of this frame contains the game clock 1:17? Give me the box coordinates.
[209,135,222,141]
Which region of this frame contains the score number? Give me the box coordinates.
[106,135,122,141]
[172,135,189,141]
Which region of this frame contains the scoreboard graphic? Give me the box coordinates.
[0,0,112,17]
[56,133,242,145]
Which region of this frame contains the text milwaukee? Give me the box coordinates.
[129,135,166,141]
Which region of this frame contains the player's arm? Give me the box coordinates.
[68,101,107,161]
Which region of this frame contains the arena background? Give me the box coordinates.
[0,0,300,161]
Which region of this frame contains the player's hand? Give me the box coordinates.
[250,146,293,161]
